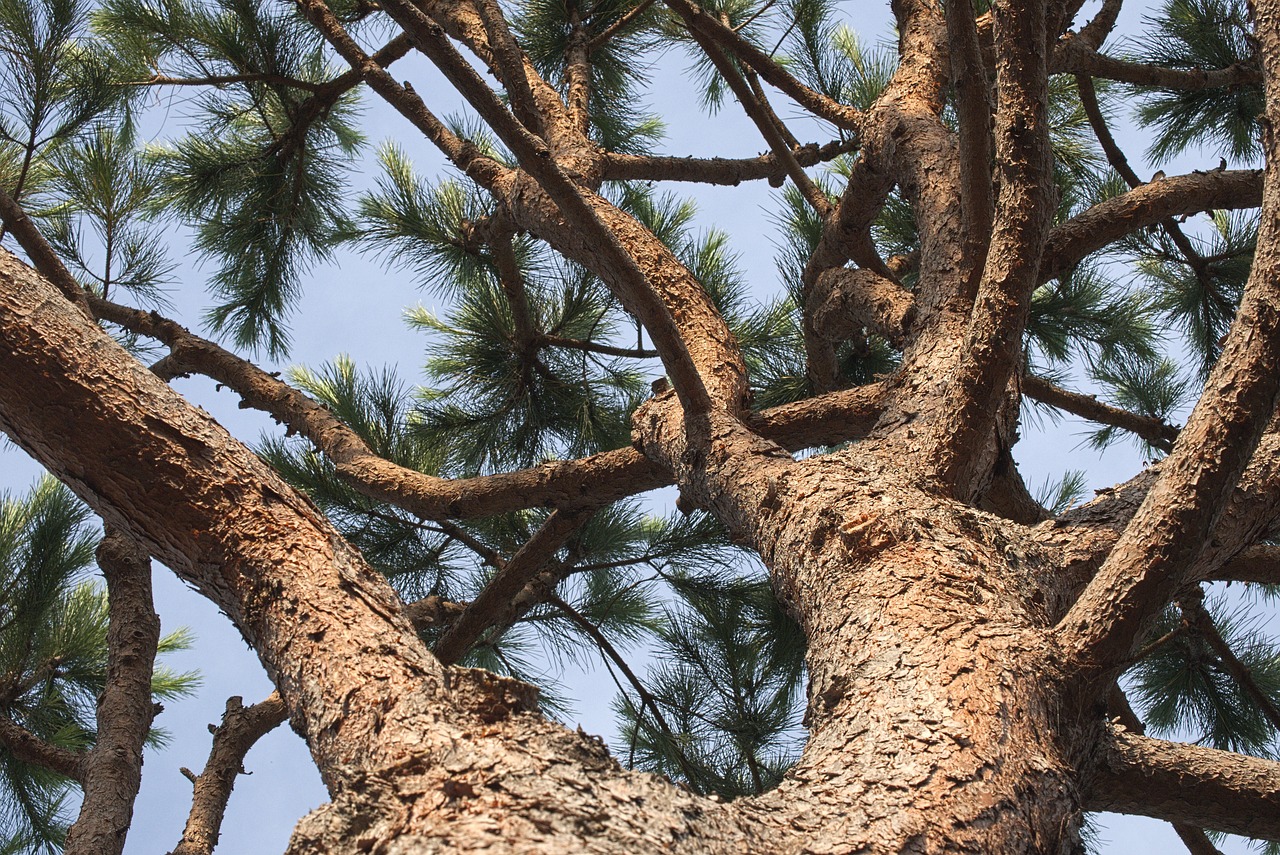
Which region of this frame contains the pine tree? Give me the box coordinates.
[1,0,1280,852]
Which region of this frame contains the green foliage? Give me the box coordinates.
[1133,210,1256,377]
[41,119,173,306]
[516,0,664,152]
[0,0,123,206]
[0,478,197,853]
[615,566,804,797]
[1026,264,1157,370]
[1133,0,1261,163]
[1087,357,1191,457]
[1129,594,1280,758]
[1033,469,1088,515]
[96,0,365,355]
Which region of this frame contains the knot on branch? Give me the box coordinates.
[808,267,915,348]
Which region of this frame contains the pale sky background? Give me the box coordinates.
[0,0,1272,852]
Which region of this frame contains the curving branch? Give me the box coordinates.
[169,694,290,855]
[91,291,884,519]
[1040,170,1264,283]
[806,267,915,347]
[1088,724,1280,841]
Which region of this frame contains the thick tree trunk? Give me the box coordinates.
[0,247,1096,853]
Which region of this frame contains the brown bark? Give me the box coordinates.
[64,530,160,855]
[170,694,289,855]
[8,0,1280,849]
[1089,727,1280,841]
[1059,3,1280,675]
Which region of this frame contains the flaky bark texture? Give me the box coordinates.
[7,0,1280,852]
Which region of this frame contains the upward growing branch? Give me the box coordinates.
[1059,0,1280,675]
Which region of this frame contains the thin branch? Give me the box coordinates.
[434,507,596,664]
[169,694,289,855]
[662,0,862,129]
[1075,72,1224,302]
[1021,373,1179,452]
[1055,39,1262,88]
[90,292,885,517]
[120,72,329,92]
[586,0,658,51]
[600,138,857,185]
[64,529,160,855]
[681,18,831,217]
[541,333,659,358]
[544,591,701,784]
[292,0,507,186]
[1087,724,1280,840]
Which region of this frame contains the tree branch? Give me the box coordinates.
[1180,589,1280,732]
[1040,170,1264,283]
[1058,8,1280,673]
[1211,543,1280,583]
[927,0,1054,498]
[1087,724,1280,841]
[91,290,883,517]
[0,186,93,319]
[1021,373,1179,452]
[599,139,857,185]
[1105,688,1227,855]
[64,529,160,855]
[0,712,83,781]
[661,0,862,129]
[1055,38,1262,89]
[169,694,289,855]
[433,507,596,664]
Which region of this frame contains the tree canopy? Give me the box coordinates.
[2,0,1280,853]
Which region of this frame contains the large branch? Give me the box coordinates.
[0,250,780,854]
[926,0,1054,497]
[1212,543,1280,583]
[1057,3,1280,674]
[64,530,160,855]
[1088,725,1280,841]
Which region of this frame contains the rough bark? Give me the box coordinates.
[64,531,160,855]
